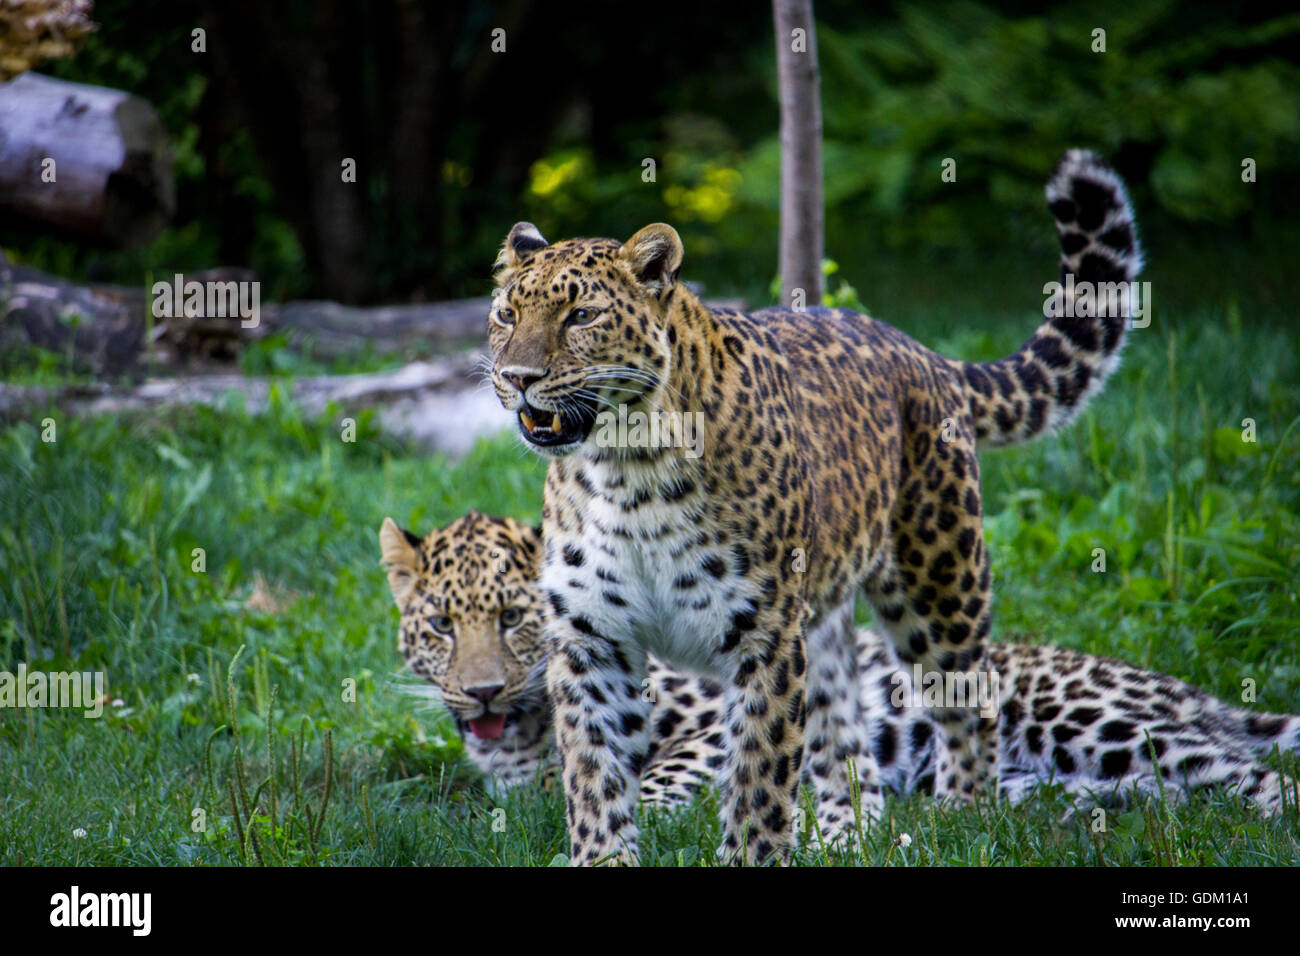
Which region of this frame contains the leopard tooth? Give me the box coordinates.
[520,410,536,432]
[551,413,563,432]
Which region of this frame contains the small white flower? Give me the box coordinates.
[111,698,125,708]
[72,827,88,839]
[186,673,201,685]
[896,832,912,848]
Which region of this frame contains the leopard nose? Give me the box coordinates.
[465,682,505,703]
[501,367,545,393]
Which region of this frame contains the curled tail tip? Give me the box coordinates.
[1045,149,1128,213]
[1046,149,1145,283]
[964,150,1146,449]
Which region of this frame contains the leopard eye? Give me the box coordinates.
[564,307,598,328]
[500,607,523,628]
[431,615,455,635]
[497,307,515,325]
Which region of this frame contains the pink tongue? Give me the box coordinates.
[469,713,507,740]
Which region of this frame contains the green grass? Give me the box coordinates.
[2,284,1298,865]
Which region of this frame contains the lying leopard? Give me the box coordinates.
[380,512,720,806]
[488,150,1145,863]
[381,515,1300,835]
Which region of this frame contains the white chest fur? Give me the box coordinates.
[542,454,761,679]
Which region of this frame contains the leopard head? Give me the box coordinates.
[487,221,685,457]
[379,511,547,741]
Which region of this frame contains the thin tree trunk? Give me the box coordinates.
[772,0,824,308]
[199,1,369,304]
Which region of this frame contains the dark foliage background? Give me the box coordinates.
[3,0,1297,313]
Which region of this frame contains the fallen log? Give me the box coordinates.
[0,257,495,374]
[0,352,515,456]
[0,72,174,247]
[0,255,147,375]
[0,259,257,376]
[268,298,489,359]
[265,285,743,359]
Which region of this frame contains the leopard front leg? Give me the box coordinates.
[716,601,808,866]
[547,618,652,866]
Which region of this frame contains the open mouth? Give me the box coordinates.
[517,400,597,447]
[468,712,507,740]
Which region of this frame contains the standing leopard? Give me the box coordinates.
[380,515,1300,822]
[487,149,1144,864]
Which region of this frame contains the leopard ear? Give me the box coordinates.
[494,222,549,281]
[501,516,543,576]
[379,517,422,608]
[620,223,683,296]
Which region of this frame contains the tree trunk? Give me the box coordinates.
[0,72,174,247]
[199,1,370,304]
[772,0,824,308]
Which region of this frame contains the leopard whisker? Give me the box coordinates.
[569,387,622,411]
[584,365,685,402]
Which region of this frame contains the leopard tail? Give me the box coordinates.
[958,149,1145,448]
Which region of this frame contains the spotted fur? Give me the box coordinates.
[381,518,1300,823]
[380,512,723,802]
[487,151,1144,864]
[859,627,1300,816]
